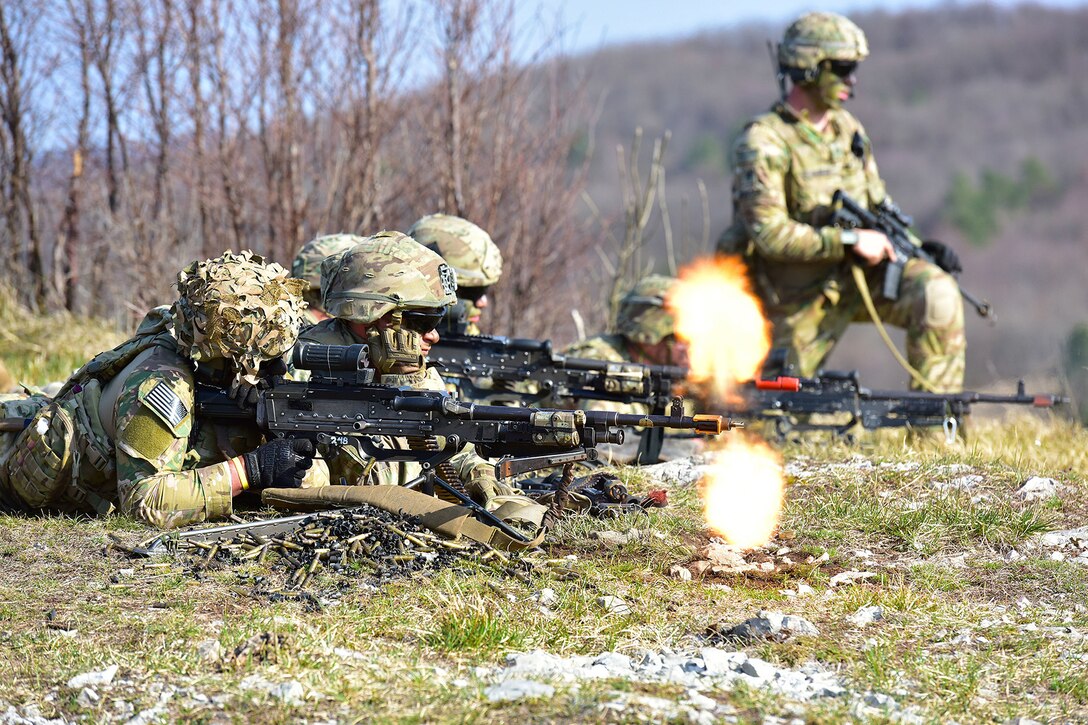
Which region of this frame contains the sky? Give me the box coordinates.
[545,0,1088,52]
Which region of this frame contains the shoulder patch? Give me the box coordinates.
[140,380,189,430]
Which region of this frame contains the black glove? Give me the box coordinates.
[921,239,963,275]
[242,438,315,490]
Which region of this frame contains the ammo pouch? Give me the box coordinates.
[3,398,77,508]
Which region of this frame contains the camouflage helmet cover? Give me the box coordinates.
[320,230,458,324]
[291,234,365,298]
[778,12,869,72]
[171,249,307,376]
[617,274,677,346]
[407,213,503,288]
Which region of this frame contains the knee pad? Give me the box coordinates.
[923,274,961,330]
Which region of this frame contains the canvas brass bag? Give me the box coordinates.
[261,485,546,552]
[3,398,77,508]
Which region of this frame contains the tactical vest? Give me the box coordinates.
[0,307,179,514]
[719,104,887,305]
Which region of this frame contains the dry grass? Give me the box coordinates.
[0,282,127,390]
[0,412,1085,723]
[1,303,1086,722]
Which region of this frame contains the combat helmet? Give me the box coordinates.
[172,249,307,381]
[320,231,457,324]
[407,214,503,289]
[291,234,365,306]
[616,275,677,346]
[778,12,868,82]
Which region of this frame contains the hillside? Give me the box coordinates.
[569,3,1088,389]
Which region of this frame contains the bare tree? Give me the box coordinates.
[0,0,47,308]
[55,0,95,311]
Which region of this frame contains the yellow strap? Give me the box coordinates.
[260,485,546,551]
[850,264,938,393]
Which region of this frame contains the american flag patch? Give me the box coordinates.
[144,381,188,428]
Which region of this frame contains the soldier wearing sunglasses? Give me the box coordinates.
[295,231,517,508]
[717,12,965,402]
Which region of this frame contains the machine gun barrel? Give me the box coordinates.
[733,370,1067,440]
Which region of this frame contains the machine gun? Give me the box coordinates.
[428,332,689,462]
[831,190,993,318]
[197,343,732,542]
[734,369,1067,442]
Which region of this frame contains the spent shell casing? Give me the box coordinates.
[240,543,270,561]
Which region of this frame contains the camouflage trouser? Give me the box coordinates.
[767,259,965,392]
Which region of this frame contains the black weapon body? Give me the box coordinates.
[198,343,730,540]
[429,333,686,411]
[429,332,689,462]
[832,190,992,318]
[735,370,1066,440]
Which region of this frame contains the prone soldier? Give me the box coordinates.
[0,251,318,527]
[296,231,538,524]
[292,234,364,326]
[563,275,696,463]
[407,213,503,336]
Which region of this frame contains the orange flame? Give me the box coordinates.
[701,434,785,549]
[669,255,783,549]
[667,255,771,403]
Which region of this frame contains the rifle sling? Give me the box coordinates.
[260,485,546,552]
[851,264,938,394]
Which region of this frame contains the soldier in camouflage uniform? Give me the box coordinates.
[291,234,362,326]
[407,214,503,336]
[563,275,696,463]
[298,231,515,508]
[0,251,318,527]
[718,12,965,394]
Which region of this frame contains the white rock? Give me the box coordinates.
[740,657,778,680]
[195,640,223,663]
[530,588,558,606]
[597,596,632,615]
[640,458,711,488]
[1016,477,1061,501]
[332,647,367,661]
[829,571,877,587]
[593,651,633,673]
[269,681,306,705]
[484,679,555,702]
[76,688,98,708]
[685,689,718,710]
[669,565,693,582]
[700,648,746,676]
[589,530,629,546]
[863,691,897,710]
[1050,552,1066,562]
[67,665,118,690]
[1039,527,1088,549]
[796,583,815,596]
[847,606,884,627]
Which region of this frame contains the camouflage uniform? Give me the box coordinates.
[303,231,510,505]
[291,234,363,326]
[408,214,503,336]
[718,12,965,392]
[563,276,698,463]
[0,252,310,527]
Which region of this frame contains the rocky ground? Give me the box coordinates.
[1,414,1086,723]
